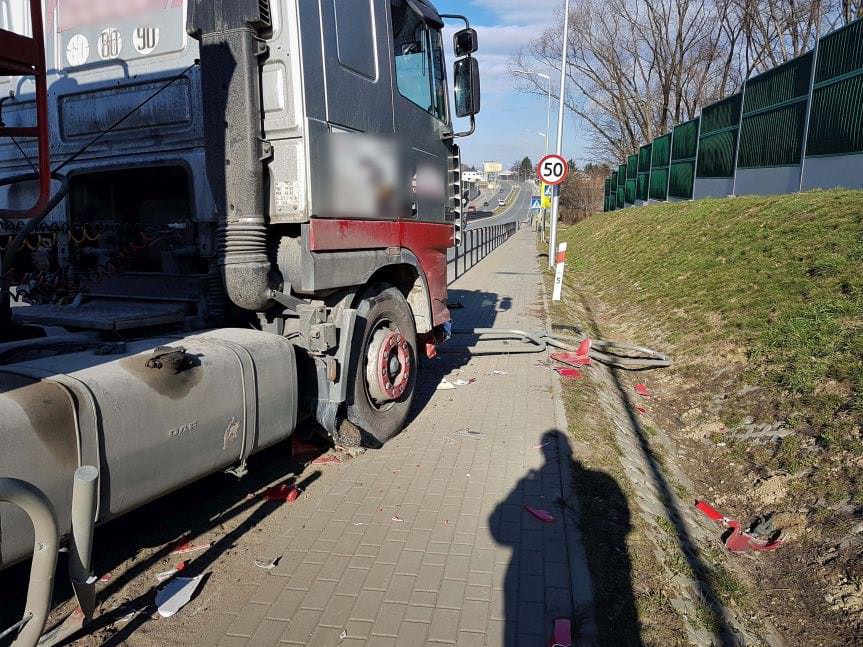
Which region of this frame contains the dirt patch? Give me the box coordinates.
[549,252,863,645]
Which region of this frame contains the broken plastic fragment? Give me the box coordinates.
[340,629,348,640]
[254,556,281,570]
[263,483,300,502]
[437,379,456,390]
[635,383,651,397]
[550,352,592,367]
[524,506,555,522]
[392,515,403,522]
[534,441,551,449]
[453,379,474,386]
[156,575,204,618]
[575,338,592,358]
[554,367,584,380]
[492,370,508,375]
[636,406,647,415]
[171,539,211,555]
[312,454,342,465]
[155,561,188,583]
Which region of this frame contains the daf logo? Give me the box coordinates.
[169,421,199,438]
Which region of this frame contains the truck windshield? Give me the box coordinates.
[391,0,447,123]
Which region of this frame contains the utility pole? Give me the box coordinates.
[548,0,570,268]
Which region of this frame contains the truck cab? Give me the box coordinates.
[0,0,481,577]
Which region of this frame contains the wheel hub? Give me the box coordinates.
[366,328,411,404]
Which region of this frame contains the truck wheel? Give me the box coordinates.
[345,284,417,446]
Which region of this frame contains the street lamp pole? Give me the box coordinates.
[548,0,570,268]
[514,70,552,156]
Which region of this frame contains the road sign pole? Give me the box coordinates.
[548,0,570,268]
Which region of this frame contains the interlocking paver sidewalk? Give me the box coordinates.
[185,228,595,646]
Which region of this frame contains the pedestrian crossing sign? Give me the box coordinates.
[541,182,552,208]
[530,196,541,210]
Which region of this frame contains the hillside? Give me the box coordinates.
[552,191,863,643]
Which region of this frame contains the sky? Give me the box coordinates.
[436,0,588,170]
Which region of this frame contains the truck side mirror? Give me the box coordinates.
[453,28,478,56]
[453,57,481,118]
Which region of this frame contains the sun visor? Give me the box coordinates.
[405,0,444,28]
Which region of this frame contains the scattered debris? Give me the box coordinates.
[554,367,584,380]
[391,515,403,522]
[312,454,342,465]
[636,406,648,415]
[156,575,205,618]
[524,506,555,523]
[695,500,783,553]
[437,379,457,390]
[98,572,113,582]
[534,441,551,449]
[156,560,188,583]
[453,378,476,386]
[340,629,348,640]
[254,556,281,570]
[550,351,592,367]
[171,539,211,555]
[635,383,651,397]
[454,428,487,440]
[263,483,301,502]
[492,369,508,375]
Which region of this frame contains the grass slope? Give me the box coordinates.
[564,191,863,483]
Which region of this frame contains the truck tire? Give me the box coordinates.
[345,283,417,446]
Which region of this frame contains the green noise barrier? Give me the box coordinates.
[739,53,813,168]
[669,117,699,199]
[697,93,742,178]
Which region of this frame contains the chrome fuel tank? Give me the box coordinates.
[0,328,297,568]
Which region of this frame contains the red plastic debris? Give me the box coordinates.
[312,454,342,465]
[524,506,555,523]
[170,539,210,555]
[550,352,592,367]
[575,338,592,358]
[636,406,648,415]
[98,572,113,583]
[548,618,572,647]
[634,383,651,397]
[554,367,584,380]
[695,500,783,553]
[263,483,300,502]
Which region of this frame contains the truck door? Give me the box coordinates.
[388,0,450,224]
[320,0,394,135]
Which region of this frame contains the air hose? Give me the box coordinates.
[441,328,671,370]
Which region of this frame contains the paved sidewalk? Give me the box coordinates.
[185,229,594,646]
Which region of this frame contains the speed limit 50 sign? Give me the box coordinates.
[537,154,569,186]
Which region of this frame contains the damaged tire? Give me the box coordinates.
[345,283,417,446]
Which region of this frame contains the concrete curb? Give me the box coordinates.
[538,241,599,646]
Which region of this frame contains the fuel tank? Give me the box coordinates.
[0,328,297,568]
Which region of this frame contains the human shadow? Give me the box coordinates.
[489,429,639,645]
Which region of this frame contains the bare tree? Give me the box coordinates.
[514,0,852,164]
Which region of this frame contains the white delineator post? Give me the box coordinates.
[548,0,570,268]
[552,241,567,301]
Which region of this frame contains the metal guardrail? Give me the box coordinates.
[448,220,518,284]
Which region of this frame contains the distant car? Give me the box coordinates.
[467,205,476,213]
[482,201,489,206]
[498,199,506,207]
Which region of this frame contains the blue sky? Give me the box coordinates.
[436,0,587,170]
